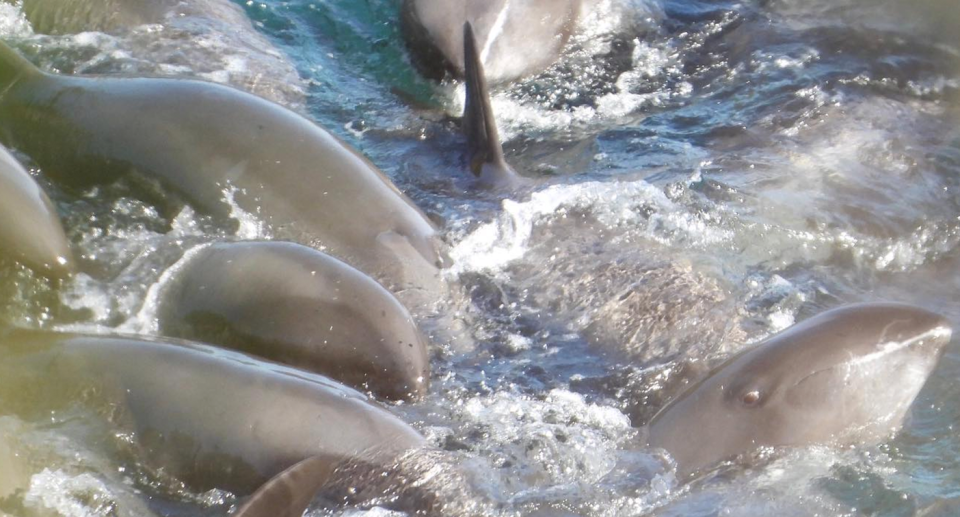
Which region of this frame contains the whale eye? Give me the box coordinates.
[741,390,761,406]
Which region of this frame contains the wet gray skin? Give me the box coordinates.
[647,303,953,481]
[10,0,177,34]
[0,42,444,297]
[0,143,73,278]
[0,329,426,496]
[0,433,28,499]
[401,0,583,84]
[158,241,430,401]
[461,21,524,189]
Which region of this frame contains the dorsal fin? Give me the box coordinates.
[0,41,41,90]
[232,455,338,517]
[461,21,521,189]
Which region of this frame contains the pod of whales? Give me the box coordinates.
[0,329,425,515]
[0,1,955,514]
[647,303,952,480]
[401,0,583,85]
[0,41,442,296]
[157,241,430,401]
[0,143,73,278]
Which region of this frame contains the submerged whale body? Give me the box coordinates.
[11,0,176,34]
[401,0,583,85]
[7,0,307,108]
[0,143,73,278]
[158,241,430,401]
[0,330,425,514]
[647,303,952,480]
[0,41,443,296]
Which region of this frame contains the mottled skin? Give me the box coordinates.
[0,143,73,277]
[0,42,443,296]
[158,242,430,401]
[648,303,952,480]
[401,0,582,84]
[0,330,426,497]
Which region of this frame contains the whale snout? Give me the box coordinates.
[863,303,953,359]
[647,302,953,480]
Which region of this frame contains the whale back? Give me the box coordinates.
[0,42,443,295]
[402,0,581,84]
[0,330,425,494]
[0,144,73,277]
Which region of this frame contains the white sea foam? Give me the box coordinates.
[454,388,635,494]
[117,242,212,334]
[59,273,115,324]
[224,184,272,240]
[442,0,674,139]
[492,38,686,138]
[0,3,33,37]
[24,470,116,517]
[448,180,730,275]
[0,0,304,107]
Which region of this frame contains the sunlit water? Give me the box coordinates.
[0,0,959,515]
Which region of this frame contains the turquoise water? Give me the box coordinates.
[1,0,960,515]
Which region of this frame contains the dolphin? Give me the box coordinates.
[401,0,583,85]
[0,41,443,296]
[647,303,952,480]
[0,329,426,516]
[0,143,73,278]
[11,0,177,34]
[157,241,430,401]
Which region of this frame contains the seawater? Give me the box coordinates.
[0,0,959,516]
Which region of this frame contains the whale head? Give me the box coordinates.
[647,303,952,480]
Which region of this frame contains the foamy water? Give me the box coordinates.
[0,0,959,515]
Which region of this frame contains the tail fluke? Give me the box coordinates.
[462,22,521,188]
[233,455,338,517]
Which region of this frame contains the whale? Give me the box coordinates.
[11,0,177,34]
[401,0,583,85]
[0,143,73,278]
[0,41,443,297]
[647,303,952,480]
[7,0,307,108]
[0,329,426,516]
[157,241,430,401]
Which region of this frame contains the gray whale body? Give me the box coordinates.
[0,41,443,297]
[158,241,430,401]
[401,0,583,85]
[12,0,176,34]
[648,303,952,480]
[0,329,425,512]
[0,143,73,278]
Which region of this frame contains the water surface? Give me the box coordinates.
[1,0,959,515]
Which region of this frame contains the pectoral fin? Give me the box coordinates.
[232,455,338,517]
